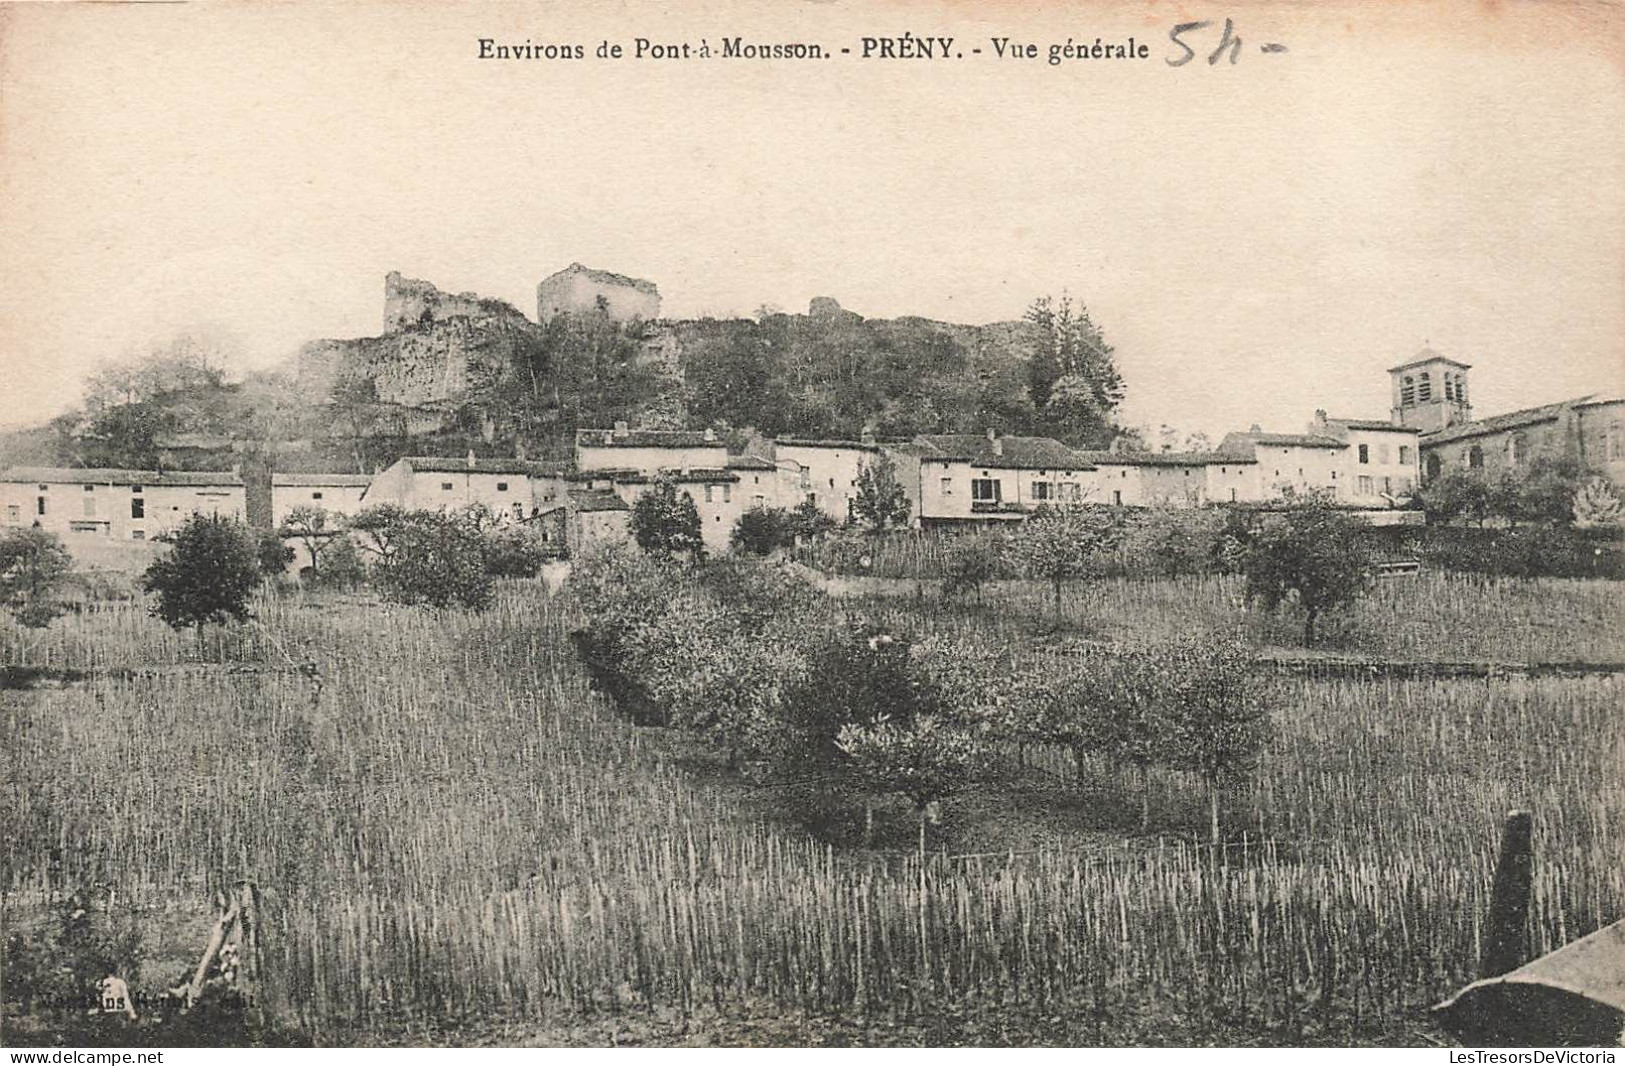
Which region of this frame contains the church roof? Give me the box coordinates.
[1422,396,1596,445]
[1388,347,1472,374]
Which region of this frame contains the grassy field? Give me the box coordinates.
[1,573,1621,1046]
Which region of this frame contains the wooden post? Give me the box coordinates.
[185,896,241,1005]
[1481,809,1533,980]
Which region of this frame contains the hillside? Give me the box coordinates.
[9,272,1096,473]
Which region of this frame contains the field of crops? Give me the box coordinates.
[2,574,1621,1046]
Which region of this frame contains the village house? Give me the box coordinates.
[1071,445,1239,508]
[1216,428,1349,502]
[744,436,880,525]
[1419,394,1625,487]
[270,472,375,572]
[0,466,245,570]
[1310,411,1422,505]
[898,431,1096,529]
[363,455,550,522]
[573,426,741,553]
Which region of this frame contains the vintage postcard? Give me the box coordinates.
[1,0,1622,1054]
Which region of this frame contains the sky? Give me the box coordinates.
[1,0,1622,440]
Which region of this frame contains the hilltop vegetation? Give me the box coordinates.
[5,288,1129,474]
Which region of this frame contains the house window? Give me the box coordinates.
[971,478,1000,502]
[1468,445,1484,469]
[1399,445,1412,465]
[722,484,731,503]
[1358,444,1369,464]
[1229,488,1237,502]
[5,504,17,524]
[441,482,454,491]
[1331,471,1337,480]
[704,485,714,503]
[496,482,508,492]
[799,468,811,489]
[32,496,44,516]
[1357,475,1373,495]
[131,498,145,519]
[1401,376,1416,405]
[84,484,94,493]
[312,491,324,500]
[1032,482,1052,501]
[1112,490,1123,506]
[131,530,145,541]
[940,477,953,495]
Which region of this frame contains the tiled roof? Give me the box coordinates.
[1422,396,1594,445]
[576,429,721,449]
[725,455,778,470]
[1388,348,1472,373]
[1323,418,1422,434]
[0,467,242,487]
[1220,432,1348,453]
[914,434,1093,471]
[271,473,373,487]
[774,437,879,452]
[567,489,631,513]
[1075,450,1256,467]
[403,456,546,476]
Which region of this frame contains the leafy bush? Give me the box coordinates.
[142,515,264,631]
[1419,524,1625,579]
[939,533,1008,601]
[631,474,705,559]
[0,527,73,628]
[730,505,796,556]
[1121,505,1228,578]
[370,510,494,610]
[483,522,549,578]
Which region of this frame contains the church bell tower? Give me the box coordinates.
[1389,348,1472,433]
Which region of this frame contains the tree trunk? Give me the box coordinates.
[1303,607,1318,646]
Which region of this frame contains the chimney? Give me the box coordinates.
[613,421,629,439]
[1314,409,1328,426]
[514,438,528,461]
[1250,423,1262,434]
[703,427,716,442]
[466,449,477,469]
[861,426,876,445]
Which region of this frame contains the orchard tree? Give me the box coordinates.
[1158,638,1275,845]
[142,514,263,633]
[1004,503,1121,624]
[851,451,912,534]
[1417,470,1493,527]
[940,532,1007,604]
[630,474,705,559]
[1015,643,1166,830]
[1238,493,1371,645]
[371,510,493,610]
[350,504,411,562]
[787,496,837,541]
[0,528,73,629]
[278,506,342,577]
[837,715,982,859]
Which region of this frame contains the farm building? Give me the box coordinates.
[0,466,245,570]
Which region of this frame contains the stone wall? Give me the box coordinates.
[383,271,528,332]
[536,263,661,322]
